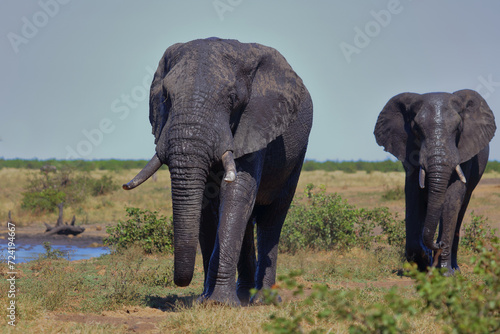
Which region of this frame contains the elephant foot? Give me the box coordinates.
[249,289,282,306]
[198,287,241,307]
[437,258,456,277]
[236,287,252,306]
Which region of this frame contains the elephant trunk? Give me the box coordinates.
[169,162,207,286]
[163,106,235,286]
[422,162,452,253]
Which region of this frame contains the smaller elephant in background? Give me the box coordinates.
[374,90,496,275]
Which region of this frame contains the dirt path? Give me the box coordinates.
[46,278,415,333]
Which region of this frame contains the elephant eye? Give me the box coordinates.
[229,93,238,108]
[411,122,422,139]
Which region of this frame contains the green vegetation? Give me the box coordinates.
[38,242,66,260]
[20,167,118,213]
[0,158,165,171]
[264,237,500,334]
[461,212,497,252]
[3,158,500,173]
[2,164,499,332]
[104,207,174,254]
[302,159,405,173]
[281,184,405,255]
[381,185,405,201]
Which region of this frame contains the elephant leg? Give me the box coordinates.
[236,217,257,306]
[451,179,478,270]
[450,197,470,271]
[438,180,466,275]
[251,163,302,304]
[199,193,219,294]
[452,157,483,270]
[250,201,291,304]
[404,169,430,270]
[202,154,263,305]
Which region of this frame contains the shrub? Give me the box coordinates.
[104,207,174,254]
[411,237,500,333]
[281,185,395,253]
[264,237,500,334]
[21,188,66,213]
[87,174,118,196]
[460,211,497,252]
[21,168,117,213]
[381,186,405,201]
[374,208,406,259]
[281,185,358,253]
[39,242,66,260]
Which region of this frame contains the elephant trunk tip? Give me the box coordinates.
[423,230,442,252]
[174,273,193,287]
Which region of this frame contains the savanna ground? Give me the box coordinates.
[0,167,499,333]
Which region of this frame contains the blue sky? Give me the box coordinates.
[1,1,500,162]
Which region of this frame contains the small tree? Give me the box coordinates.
[21,166,117,213]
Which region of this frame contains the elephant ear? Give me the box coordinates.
[453,89,496,163]
[374,93,422,162]
[149,43,182,144]
[232,46,306,158]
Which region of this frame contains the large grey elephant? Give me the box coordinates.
[123,38,313,305]
[374,90,495,275]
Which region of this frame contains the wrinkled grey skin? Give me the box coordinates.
[124,38,312,305]
[374,90,495,275]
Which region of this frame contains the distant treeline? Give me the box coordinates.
[302,160,404,173]
[0,159,153,171]
[2,158,500,173]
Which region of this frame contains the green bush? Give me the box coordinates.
[21,188,66,213]
[265,237,500,334]
[281,185,358,253]
[374,208,406,259]
[381,186,405,201]
[87,174,118,196]
[460,212,497,252]
[281,185,398,253]
[412,237,500,333]
[38,242,66,260]
[104,207,174,254]
[21,168,117,213]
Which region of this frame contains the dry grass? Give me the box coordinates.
[1,245,456,334]
[2,167,495,332]
[2,167,499,235]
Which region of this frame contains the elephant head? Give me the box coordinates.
[123,38,304,287]
[374,90,495,260]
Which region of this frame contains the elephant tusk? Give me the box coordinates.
[222,151,237,182]
[123,154,163,190]
[455,165,467,184]
[419,167,425,189]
